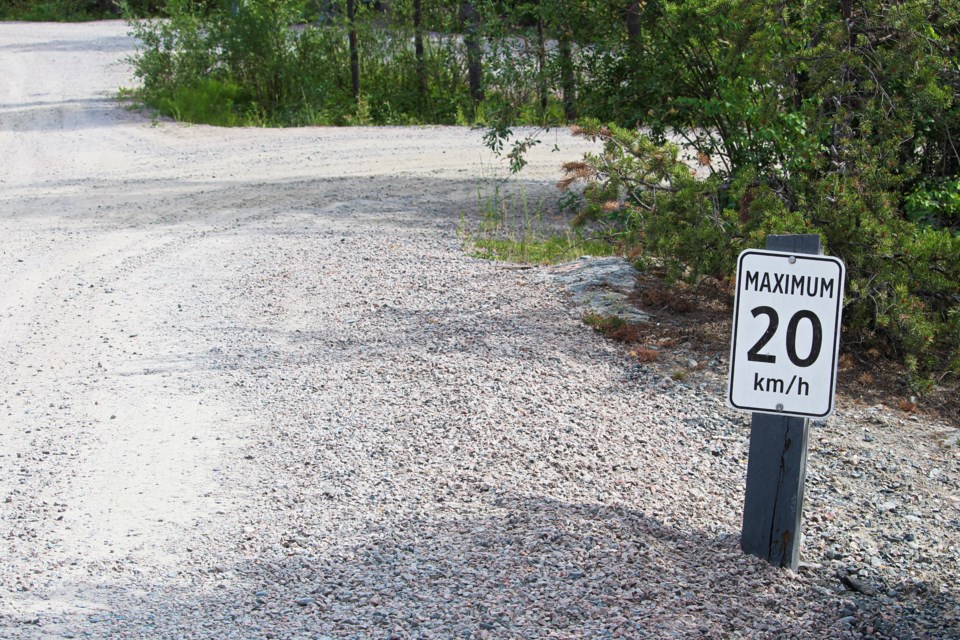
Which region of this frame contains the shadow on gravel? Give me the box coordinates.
[85,490,956,639]
[10,491,959,639]
[1,174,535,230]
[218,492,957,639]
[274,491,828,638]
[0,100,122,131]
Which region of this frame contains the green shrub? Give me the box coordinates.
[906,178,960,233]
[124,0,620,128]
[544,1,960,389]
[125,0,494,127]
[156,78,247,125]
[1,0,162,20]
[561,120,960,389]
[125,0,219,110]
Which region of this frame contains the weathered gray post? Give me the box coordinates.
[740,234,820,570]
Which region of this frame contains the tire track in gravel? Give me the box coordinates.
[0,206,273,631]
[4,20,959,640]
[0,22,598,635]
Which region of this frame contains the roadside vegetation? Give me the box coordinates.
[121,0,578,128]
[0,0,160,20]
[459,180,621,265]
[542,2,960,393]
[8,0,958,392]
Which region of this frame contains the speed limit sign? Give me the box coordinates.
[727,249,846,418]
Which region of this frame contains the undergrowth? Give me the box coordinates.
[122,0,572,128]
[1,0,160,20]
[461,181,619,266]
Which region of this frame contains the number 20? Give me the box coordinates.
[746,306,822,367]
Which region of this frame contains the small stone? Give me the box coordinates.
[840,574,877,596]
[295,597,316,606]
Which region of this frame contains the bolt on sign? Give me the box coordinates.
[727,249,846,418]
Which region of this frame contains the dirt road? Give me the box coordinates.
[2,20,958,640]
[0,20,586,636]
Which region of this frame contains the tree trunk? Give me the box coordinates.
[348,0,360,100]
[558,28,576,120]
[625,1,641,54]
[414,0,427,102]
[460,1,483,103]
[536,2,547,114]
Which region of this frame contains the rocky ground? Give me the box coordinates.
[0,20,957,640]
[543,257,960,639]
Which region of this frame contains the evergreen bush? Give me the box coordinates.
[558,0,960,387]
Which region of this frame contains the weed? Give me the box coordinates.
[584,313,624,333]
[463,177,619,265]
[469,235,616,265]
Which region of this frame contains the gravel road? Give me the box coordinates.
[1,20,959,640]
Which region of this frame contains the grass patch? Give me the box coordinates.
[469,235,618,265]
[462,181,620,265]
[155,79,252,127]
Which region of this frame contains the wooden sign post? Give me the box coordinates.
[729,234,845,570]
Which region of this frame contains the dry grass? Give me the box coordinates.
[630,348,660,363]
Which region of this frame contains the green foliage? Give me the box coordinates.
[583,313,627,334]
[469,234,618,265]
[905,178,960,233]
[560,121,736,280]
[543,0,960,389]
[561,121,959,388]
[1,0,161,20]
[1,0,104,20]
[156,78,247,125]
[461,179,619,265]
[126,0,620,127]
[125,0,559,127]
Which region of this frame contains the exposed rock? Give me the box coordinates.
[538,256,649,323]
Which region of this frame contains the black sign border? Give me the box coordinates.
[727,249,845,418]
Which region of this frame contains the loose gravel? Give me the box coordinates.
[1,20,958,640]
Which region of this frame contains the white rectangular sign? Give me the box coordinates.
[727,249,845,418]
